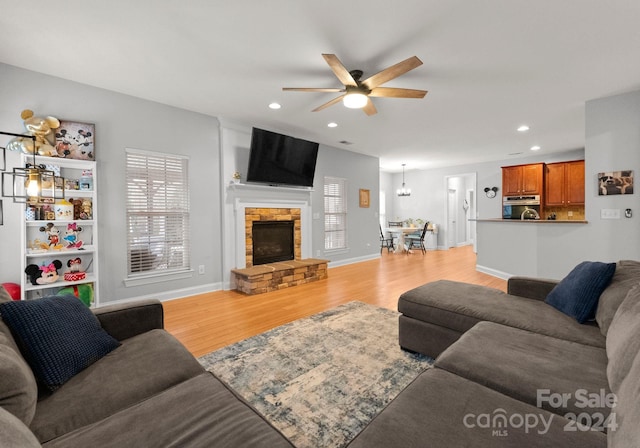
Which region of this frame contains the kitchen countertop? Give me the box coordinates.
[473,218,588,224]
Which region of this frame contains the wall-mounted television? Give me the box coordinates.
[246,127,319,188]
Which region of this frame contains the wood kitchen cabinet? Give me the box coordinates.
[502,163,544,196]
[545,160,585,206]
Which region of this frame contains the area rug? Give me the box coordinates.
[198,301,432,447]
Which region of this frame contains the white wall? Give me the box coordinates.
[0,63,222,304]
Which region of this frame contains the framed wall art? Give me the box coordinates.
[598,170,634,195]
[54,121,95,160]
[359,189,370,208]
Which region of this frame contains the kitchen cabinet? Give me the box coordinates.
[502,163,544,196]
[545,160,585,206]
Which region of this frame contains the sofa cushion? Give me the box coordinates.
[607,349,640,445]
[42,373,294,448]
[435,322,610,419]
[605,283,640,392]
[398,280,606,347]
[0,343,38,427]
[31,329,205,443]
[596,260,640,336]
[347,368,606,448]
[0,406,41,448]
[0,295,120,391]
[544,261,616,324]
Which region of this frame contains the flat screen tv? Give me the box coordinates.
[246,127,319,187]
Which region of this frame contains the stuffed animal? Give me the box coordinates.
[58,283,93,307]
[80,199,92,220]
[25,260,62,285]
[39,222,64,249]
[63,222,83,249]
[6,109,60,156]
[64,257,86,282]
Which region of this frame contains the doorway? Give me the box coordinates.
[444,172,477,250]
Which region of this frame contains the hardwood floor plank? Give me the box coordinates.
[164,245,506,357]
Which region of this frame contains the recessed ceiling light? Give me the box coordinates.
[327,122,338,128]
[517,125,530,132]
[268,102,281,110]
[530,145,541,151]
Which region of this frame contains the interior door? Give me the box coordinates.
[448,188,457,248]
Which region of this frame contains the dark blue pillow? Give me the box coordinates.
[0,295,120,391]
[545,261,616,324]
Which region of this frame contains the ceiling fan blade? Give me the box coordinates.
[322,54,358,87]
[312,94,345,112]
[369,87,428,98]
[362,98,377,116]
[282,87,345,93]
[362,56,423,90]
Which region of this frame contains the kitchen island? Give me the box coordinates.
[473,218,591,280]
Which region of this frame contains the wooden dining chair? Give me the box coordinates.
[405,222,429,254]
[379,225,395,253]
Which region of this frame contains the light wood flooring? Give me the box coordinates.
[163,245,506,357]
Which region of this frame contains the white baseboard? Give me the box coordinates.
[476,264,512,280]
[97,282,223,307]
[328,253,381,268]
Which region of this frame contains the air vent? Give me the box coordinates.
[339,140,353,145]
[508,152,523,156]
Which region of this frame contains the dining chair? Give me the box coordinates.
[405,222,429,254]
[379,225,395,253]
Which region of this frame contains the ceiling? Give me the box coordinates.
[1,1,640,172]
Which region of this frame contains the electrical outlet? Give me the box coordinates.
[198,265,205,275]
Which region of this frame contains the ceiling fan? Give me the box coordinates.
[283,54,427,116]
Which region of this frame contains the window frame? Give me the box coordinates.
[124,148,192,285]
[323,176,348,251]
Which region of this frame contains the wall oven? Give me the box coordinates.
[503,195,541,220]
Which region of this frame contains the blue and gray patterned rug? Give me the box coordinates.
[198,301,432,447]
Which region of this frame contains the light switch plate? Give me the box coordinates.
[601,209,621,219]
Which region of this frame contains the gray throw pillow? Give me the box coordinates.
[596,260,640,336]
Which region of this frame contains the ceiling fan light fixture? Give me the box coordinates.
[343,92,368,109]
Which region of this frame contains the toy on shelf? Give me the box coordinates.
[63,223,83,249]
[25,260,62,285]
[5,109,60,156]
[64,257,86,281]
[39,223,64,250]
[58,283,93,307]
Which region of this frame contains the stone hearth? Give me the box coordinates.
[232,259,328,295]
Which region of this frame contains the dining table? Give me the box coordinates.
[384,227,421,253]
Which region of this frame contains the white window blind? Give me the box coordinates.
[126,149,191,278]
[324,176,347,250]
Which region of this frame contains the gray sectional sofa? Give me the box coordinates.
[348,260,640,447]
[0,296,293,448]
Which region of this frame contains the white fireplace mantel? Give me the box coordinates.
[226,183,313,272]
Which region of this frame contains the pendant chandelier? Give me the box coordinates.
[397,163,411,197]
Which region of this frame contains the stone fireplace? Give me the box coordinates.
[244,207,301,268]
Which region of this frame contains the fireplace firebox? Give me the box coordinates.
[252,220,295,265]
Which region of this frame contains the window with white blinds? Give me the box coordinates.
[125,149,191,278]
[324,176,347,250]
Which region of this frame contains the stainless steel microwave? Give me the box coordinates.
[502,195,541,220]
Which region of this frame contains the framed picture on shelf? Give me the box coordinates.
[54,121,95,160]
[359,189,370,208]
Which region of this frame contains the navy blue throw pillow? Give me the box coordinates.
[0,295,120,391]
[545,261,616,324]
